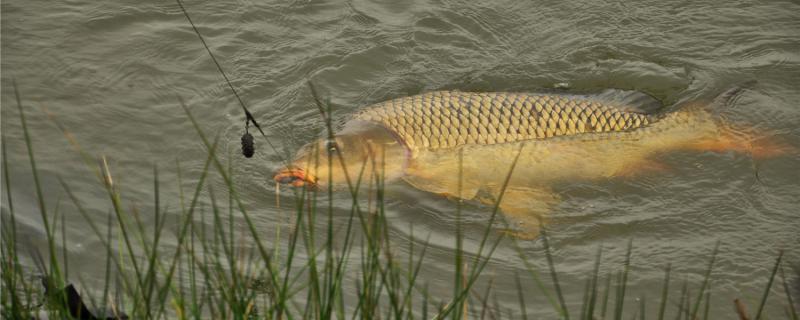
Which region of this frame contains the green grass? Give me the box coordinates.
[2,83,799,319]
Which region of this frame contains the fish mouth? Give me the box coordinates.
[274,166,318,189]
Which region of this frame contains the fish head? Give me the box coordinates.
[274,122,408,189]
[274,133,373,189]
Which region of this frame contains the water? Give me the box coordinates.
[2,0,799,317]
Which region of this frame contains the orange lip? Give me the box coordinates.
[274,167,318,189]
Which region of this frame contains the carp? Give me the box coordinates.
[274,89,788,239]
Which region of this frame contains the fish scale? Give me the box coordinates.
[355,91,654,151]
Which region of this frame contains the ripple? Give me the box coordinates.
[3,0,800,317]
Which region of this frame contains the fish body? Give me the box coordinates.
[355,91,658,154]
[351,90,716,196]
[275,89,783,238]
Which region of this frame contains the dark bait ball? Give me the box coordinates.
[241,132,254,158]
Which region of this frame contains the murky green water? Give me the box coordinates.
[2,0,799,317]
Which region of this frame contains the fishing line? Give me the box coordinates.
[175,0,283,162]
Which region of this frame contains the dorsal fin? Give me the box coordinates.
[589,89,663,114]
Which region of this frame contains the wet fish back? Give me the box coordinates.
[355,91,657,151]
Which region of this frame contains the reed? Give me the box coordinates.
[780,264,798,320]
[657,263,672,320]
[690,241,719,319]
[755,251,783,320]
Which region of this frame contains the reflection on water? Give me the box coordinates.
[2,0,799,317]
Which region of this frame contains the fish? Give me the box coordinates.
[274,89,789,239]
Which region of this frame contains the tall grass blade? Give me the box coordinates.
[101,214,114,318]
[13,80,63,292]
[690,241,719,319]
[639,295,645,320]
[780,264,798,320]
[703,283,711,320]
[99,156,146,313]
[614,239,632,320]
[674,280,687,320]
[512,243,560,313]
[1,134,26,319]
[454,149,465,320]
[657,263,671,320]
[59,202,68,282]
[600,273,611,320]
[540,223,569,319]
[587,245,603,319]
[515,273,528,320]
[580,277,591,320]
[754,250,783,320]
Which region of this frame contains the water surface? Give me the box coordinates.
[2,0,799,317]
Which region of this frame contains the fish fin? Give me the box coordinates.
[483,186,560,240]
[690,130,794,160]
[616,159,671,177]
[591,89,664,114]
[672,83,779,158]
[748,137,795,159]
[684,82,796,159]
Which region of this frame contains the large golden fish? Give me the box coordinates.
[274,89,786,238]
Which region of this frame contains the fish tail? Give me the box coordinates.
[678,82,794,159]
[690,124,794,159]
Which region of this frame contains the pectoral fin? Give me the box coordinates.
[483,186,560,240]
